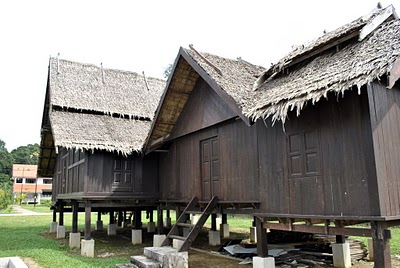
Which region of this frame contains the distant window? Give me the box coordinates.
[43,179,52,184]
[15,178,23,183]
[42,192,52,197]
[26,179,36,184]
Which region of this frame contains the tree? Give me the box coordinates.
[0,140,12,183]
[11,143,40,165]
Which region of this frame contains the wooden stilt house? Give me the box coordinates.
[38,57,165,239]
[146,5,400,266]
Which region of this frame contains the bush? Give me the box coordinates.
[15,193,27,205]
[0,188,13,211]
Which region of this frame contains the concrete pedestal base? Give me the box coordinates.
[173,238,184,250]
[332,242,351,268]
[95,221,103,230]
[250,227,257,243]
[81,239,95,258]
[216,218,222,231]
[56,225,65,239]
[209,230,221,246]
[107,224,116,236]
[49,222,58,233]
[253,257,275,268]
[220,223,230,238]
[147,221,156,233]
[191,215,199,225]
[368,238,374,261]
[163,217,172,228]
[132,229,142,245]
[153,234,166,247]
[69,232,81,248]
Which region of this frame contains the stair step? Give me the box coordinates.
[176,223,194,228]
[168,235,186,241]
[116,264,137,268]
[130,255,160,268]
[144,247,189,268]
[185,210,202,214]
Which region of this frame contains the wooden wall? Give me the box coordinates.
[367,81,400,217]
[159,77,382,217]
[52,149,159,200]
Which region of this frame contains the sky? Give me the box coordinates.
[0,0,398,151]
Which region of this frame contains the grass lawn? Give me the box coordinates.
[19,204,53,213]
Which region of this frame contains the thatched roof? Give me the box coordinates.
[50,111,151,154]
[49,58,165,119]
[244,6,400,123]
[38,58,165,176]
[145,47,264,149]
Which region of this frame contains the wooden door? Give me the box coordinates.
[201,137,220,200]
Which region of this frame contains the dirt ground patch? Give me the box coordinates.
[42,228,400,267]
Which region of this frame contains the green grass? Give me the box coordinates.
[19,204,53,213]
[352,226,400,255]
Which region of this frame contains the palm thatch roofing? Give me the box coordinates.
[145,47,265,149]
[38,58,165,176]
[244,5,400,123]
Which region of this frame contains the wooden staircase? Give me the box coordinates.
[161,196,219,252]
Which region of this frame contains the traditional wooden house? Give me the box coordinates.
[38,57,165,251]
[145,5,400,267]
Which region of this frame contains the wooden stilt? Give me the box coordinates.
[336,235,346,244]
[52,208,57,222]
[157,206,163,234]
[176,206,181,221]
[59,202,64,226]
[109,210,115,224]
[72,201,79,233]
[166,209,170,218]
[84,201,92,240]
[211,213,217,231]
[222,213,227,224]
[97,212,101,222]
[117,211,123,227]
[134,209,141,229]
[371,221,391,268]
[256,217,268,258]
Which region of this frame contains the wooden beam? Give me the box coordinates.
[389,57,400,89]
[72,201,79,233]
[359,5,396,41]
[59,202,64,226]
[211,214,217,231]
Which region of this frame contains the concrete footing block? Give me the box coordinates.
[191,215,199,225]
[173,238,185,250]
[163,217,172,228]
[107,224,116,236]
[153,234,166,247]
[220,223,230,238]
[95,221,103,230]
[253,256,275,268]
[250,227,257,243]
[69,232,81,248]
[332,242,351,268]
[368,238,374,261]
[209,230,221,246]
[81,239,95,258]
[216,218,222,231]
[49,222,58,233]
[147,221,156,233]
[56,225,65,239]
[132,229,142,245]
[0,257,28,268]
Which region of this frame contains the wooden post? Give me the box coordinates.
[109,210,115,224]
[371,221,391,268]
[252,216,256,227]
[59,201,64,226]
[72,201,79,233]
[157,206,163,234]
[84,201,92,240]
[211,213,217,231]
[117,211,123,227]
[336,235,346,244]
[256,217,268,258]
[222,213,227,224]
[176,206,181,221]
[166,209,170,218]
[52,208,57,222]
[134,209,141,229]
[97,212,101,222]
[149,210,154,222]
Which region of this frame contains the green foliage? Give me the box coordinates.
[10,143,40,165]
[163,63,173,78]
[15,193,27,205]
[0,188,13,211]
[0,140,12,184]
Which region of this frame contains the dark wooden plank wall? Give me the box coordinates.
[367,81,400,217]
[257,89,379,216]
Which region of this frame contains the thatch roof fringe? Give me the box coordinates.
[244,19,400,123]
